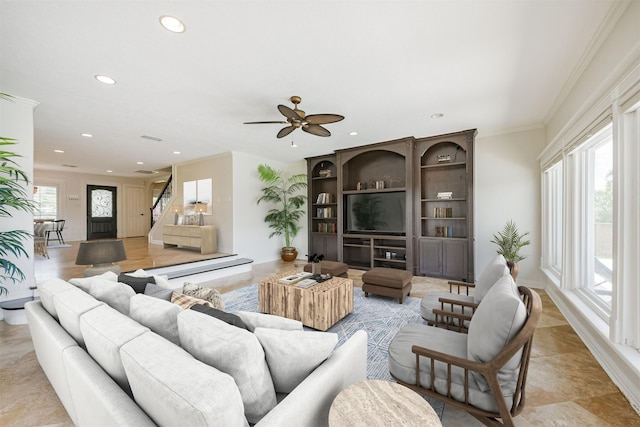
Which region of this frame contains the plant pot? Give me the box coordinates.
[281,247,298,262]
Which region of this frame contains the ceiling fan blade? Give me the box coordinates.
[303,124,331,137]
[277,125,296,138]
[277,104,301,121]
[243,121,288,124]
[304,114,345,125]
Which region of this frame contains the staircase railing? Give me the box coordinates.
[150,175,173,228]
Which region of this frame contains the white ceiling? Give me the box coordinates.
[1,0,617,178]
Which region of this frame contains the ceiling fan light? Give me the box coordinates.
[160,16,186,33]
[95,75,116,85]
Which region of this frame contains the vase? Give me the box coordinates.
[311,261,321,276]
[281,247,298,262]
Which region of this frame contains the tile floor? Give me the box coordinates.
[1,238,638,426]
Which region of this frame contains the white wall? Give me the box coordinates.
[231,151,308,264]
[475,127,546,287]
[0,96,38,304]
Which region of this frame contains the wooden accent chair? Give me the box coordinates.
[389,276,541,427]
[420,255,519,333]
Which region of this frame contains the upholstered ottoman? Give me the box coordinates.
[362,268,412,304]
[303,260,349,278]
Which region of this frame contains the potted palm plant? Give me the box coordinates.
[490,219,530,277]
[257,164,307,262]
[1,93,35,296]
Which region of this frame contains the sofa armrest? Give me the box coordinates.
[256,330,367,427]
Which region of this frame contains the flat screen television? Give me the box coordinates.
[344,191,406,235]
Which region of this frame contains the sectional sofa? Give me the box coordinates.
[26,276,367,426]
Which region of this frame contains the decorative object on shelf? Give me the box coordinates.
[0,93,37,297]
[257,164,307,262]
[194,203,207,226]
[437,154,451,163]
[356,181,367,191]
[75,240,127,277]
[490,219,530,263]
[171,204,183,225]
[375,180,385,189]
[308,253,324,277]
[244,95,345,138]
[436,191,453,199]
[318,169,332,177]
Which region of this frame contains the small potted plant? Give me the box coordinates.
[257,164,307,262]
[490,220,530,277]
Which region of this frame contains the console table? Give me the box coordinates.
[163,225,217,254]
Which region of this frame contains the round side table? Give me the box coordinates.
[329,380,442,427]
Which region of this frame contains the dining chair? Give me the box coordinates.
[45,219,66,245]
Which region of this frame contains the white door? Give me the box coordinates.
[125,185,148,237]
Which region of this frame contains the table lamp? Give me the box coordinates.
[171,204,183,225]
[194,203,208,226]
[75,240,127,277]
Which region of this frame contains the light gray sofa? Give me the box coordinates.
[26,278,367,426]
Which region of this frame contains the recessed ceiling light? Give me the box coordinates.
[136,161,144,165]
[106,170,113,173]
[430,113,444,119]
[349,131,358,136]
[81,133,93,138]
[160,15,186,33]
[54,149,64,153]
[95,75,116,85]
[173,151,181,154]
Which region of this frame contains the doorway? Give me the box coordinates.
[86,185,117,240]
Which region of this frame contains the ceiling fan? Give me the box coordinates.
[244,96,344,138]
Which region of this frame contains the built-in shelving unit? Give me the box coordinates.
[307,155,339,260]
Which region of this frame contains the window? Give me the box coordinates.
[542,161,563,279]
[576,123,613,308]
[33,185,57,219]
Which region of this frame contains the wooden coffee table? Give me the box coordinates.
[329,380,442,426]
[258,270,353,331]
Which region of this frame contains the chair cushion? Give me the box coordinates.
[467,274,525,392]
[120,331,249,427]
[177,310,276,424]
[80,304,149,394]
[420,292,474,322]
[129,294,183,345]
[474,254,510,303]
[253,328,337,394]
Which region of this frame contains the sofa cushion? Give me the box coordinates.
[69,271,118,293]
[177,310,276,424]
[182,283,225,310]
[190,305,247,330]
[253,327,338,394]
[143,283,173,301]
[236,311,303,332]
[118,273,155,294]
[88,279,135,315]
[80,304,149,394]
[53,287,104,347]
[474,254,509,303]
[129,294,183,345]
[467,273,526,392]
[37,278,76,319]
[171,292,217,309]
[120,331,249,427]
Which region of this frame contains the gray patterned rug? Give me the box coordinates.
[222,284,445,418]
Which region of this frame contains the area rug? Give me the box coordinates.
[223,284,446,418]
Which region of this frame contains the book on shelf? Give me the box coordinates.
[317,222,337,233]
[316,207,334,218]
[435,225,454,237]
[433,207,453,218]
[316,192,333,204]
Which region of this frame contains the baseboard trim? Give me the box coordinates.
[545,285,640,415]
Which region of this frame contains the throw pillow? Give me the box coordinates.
[171,292,215,309]
[473,254,510,303]
[129,294,183,345]
[467,273,526,392]
[143,283,173,301]
[118,273,156,294]
[182,283,224,310]
[126,269,172,289]
[69,271,118,293]
[88,279,136,315]
[253,327,338,394]
[177,310,277,424]
[236,311,303,332]
[190,304,247,330]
